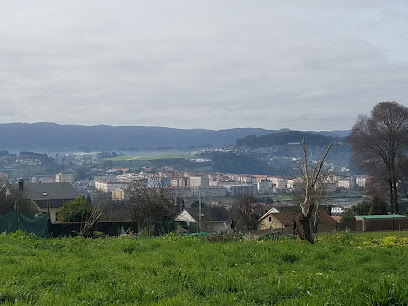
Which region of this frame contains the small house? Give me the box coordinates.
[257,210,336,233]
[175,209,197,224]
[17,180,79,223]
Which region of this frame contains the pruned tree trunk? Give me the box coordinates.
[297,139,332,244]
[79,202,103,238]
[392,169,399,213]
[297,215,314,243]
[388,178,394,214]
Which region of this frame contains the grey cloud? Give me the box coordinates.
[0,1,407,130]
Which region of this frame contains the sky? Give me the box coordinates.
[0,0,407,131]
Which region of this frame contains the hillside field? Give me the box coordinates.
[1,231,408,305]
[104,153,190,162]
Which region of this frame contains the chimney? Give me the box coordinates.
[326,205,332,216]
[18,179,24,191]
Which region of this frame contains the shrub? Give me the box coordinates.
[58,196,93,222]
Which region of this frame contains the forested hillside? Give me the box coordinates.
[236,131,341,148]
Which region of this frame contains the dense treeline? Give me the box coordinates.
[237,131,341,148]
[204,152,276,175]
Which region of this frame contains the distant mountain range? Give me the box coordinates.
[0,122,350,152]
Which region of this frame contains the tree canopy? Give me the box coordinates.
[348,101,408,213]
[126,180,176,231]
[58,196,93,222]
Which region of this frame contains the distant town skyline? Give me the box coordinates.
[0,1,407,130]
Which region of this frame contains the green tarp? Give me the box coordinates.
[0,210,50,238]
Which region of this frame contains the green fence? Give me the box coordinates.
[0,211,50,238]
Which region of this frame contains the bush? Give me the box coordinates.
[202,232,241,242]
[58,196,93,222]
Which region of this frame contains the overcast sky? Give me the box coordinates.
[0,1,407,131]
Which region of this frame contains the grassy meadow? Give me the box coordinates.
[104,153,190,162]
[1,231,408,305]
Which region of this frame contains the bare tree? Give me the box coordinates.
[230,195,259,231]
[296,139,332,244]
[239,195,256,231]
[348,102,408,213]
[126,180,176,232]
[77,201,103,238]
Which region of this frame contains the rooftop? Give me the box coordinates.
[18,182,78,200]
[354,214,407,219]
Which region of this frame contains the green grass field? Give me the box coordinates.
[1,231,408,305]
[105,153,190,162]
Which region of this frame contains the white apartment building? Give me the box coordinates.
[337,178,355,189]
[257,180,273,194]
[95,181,129,193]
[116,173,145,182]
[189,176,209,187]
[228,174,239,181]
[238,175,255,184]
[31,175,55,183]
[356,176,369,188]
[171,177,189,187]
[55,173,75,184]
[268,177,288,191]
[286,179,295,190]
[275,179,287,190]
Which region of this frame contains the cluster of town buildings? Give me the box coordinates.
[1,165,371,205]
[2,168,406,235]
[88,168,371,201]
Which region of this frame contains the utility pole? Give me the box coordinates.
[198,189,202,233]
